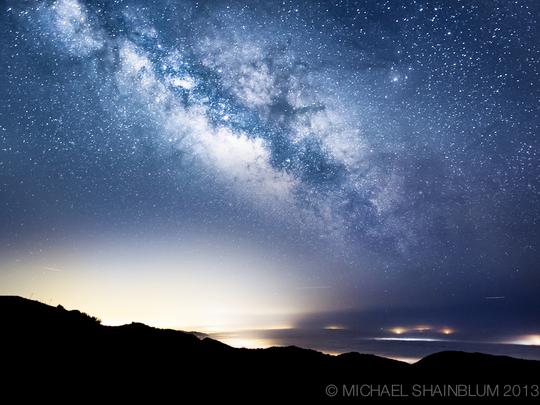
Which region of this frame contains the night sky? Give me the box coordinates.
[1,0,539,359]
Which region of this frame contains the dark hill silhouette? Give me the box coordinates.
[2,296,538,402]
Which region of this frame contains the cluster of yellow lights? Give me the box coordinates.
[388,325,455,336]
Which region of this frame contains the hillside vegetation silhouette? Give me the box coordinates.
[2,296,538,402]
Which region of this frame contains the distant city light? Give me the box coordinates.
[324,325,346,330]
[506,335,540,346]
[390,327,407,335]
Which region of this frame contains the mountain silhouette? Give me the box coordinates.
[2,296,538,402]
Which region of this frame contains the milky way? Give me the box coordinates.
[1,1,539,337]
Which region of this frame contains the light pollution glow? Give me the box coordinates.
[2,237,538,356]
[0,237,336,333]
[324,325,347,330]
[504,335,540,346]
[388,326,455,336]
[2,236,538,359]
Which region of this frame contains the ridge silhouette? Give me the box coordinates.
[2,296,538,402]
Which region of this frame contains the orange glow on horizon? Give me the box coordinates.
[387,325,456,337]
[217,336,278,349]
[390,327,407,335]
[0,239,341,334]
